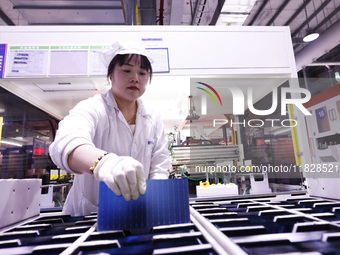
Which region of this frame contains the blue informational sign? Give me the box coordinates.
[0,44,7,78]
[316,108,326,120]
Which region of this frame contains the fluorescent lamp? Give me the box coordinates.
[303,32,319,42]
[217,14,248,23]
[272,128,291,135]
[1,140,22,147]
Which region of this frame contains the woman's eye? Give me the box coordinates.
[139,72,146,76]
[122,70,130,73]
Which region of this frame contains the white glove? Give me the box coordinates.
[93,153,146,201]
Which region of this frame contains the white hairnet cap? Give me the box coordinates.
[102,41,153,68]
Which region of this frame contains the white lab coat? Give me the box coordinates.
[49,90,171,216]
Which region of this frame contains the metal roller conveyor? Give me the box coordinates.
[0,213,227,254]
[3,192,340,254]
[189,192,340,254]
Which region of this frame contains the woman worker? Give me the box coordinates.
[49,41,171,216]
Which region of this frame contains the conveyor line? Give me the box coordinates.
[2,192,340,254]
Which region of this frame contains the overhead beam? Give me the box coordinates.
[221,12,250,15]
[313,5,340,32]
[247,0,269,26]
[13,5,123,10]
[0,7,15,25]
[209,0,225,25]
[266,0,290,26]
[28,22,125,25]
[291,0,332,38]
[284,0,312,26]
[306,62,340,66]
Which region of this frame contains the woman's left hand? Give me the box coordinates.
[94,153,146,201]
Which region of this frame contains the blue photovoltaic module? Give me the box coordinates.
[97,179,190,231]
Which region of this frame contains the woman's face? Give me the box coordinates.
[110,55,149,103]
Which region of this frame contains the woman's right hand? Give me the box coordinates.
[93,153,146,201]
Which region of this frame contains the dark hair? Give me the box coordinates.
[107,54,153,81]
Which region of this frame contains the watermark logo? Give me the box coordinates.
[195,81,311,128]
[196,82,223,106]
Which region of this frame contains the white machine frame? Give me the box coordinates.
[0,25,321,197]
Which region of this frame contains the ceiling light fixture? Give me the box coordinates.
[303,29,319,42]
[302,1,319,42]
[272,127,291,135]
